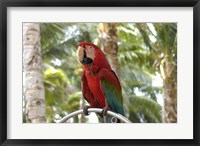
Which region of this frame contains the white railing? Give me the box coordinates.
[58,108,132,123]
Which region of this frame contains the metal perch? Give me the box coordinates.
[58,108,132,123]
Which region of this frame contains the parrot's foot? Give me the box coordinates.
[83,106,91,116]
[102,106,110,123]
[102,106,110,116]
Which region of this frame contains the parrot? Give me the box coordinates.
[77,42,124,123]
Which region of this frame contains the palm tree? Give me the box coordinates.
[136,23,177,123]
[23,23,46,123]
[97,23,120,77]
[155,24,177,123]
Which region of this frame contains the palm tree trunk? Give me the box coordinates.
[23,23,46,123]
[98,23,120,77]
[136,23,177,123]
[160,56,177,123]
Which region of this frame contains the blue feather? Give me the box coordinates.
[101,80,124,116]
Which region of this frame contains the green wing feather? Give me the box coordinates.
[99,68,124,116]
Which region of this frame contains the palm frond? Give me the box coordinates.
[128,96,162,123]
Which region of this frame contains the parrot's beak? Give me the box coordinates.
[77,46,93,65]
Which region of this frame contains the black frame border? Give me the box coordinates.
[0,0,199,146]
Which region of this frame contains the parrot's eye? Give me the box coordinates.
[89,46,93,49]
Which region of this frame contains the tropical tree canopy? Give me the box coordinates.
[23,22,177,123]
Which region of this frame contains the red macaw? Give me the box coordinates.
[77,42,124,122]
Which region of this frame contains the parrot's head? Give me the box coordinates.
[77,42,97,65]
[77,42,111,70]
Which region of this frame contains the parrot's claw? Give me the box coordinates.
[102,107,109,116]
[83,106,91,116]
[102,107,110,123]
